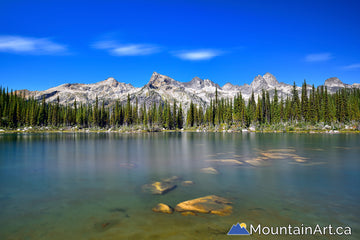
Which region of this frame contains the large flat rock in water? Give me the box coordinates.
[175,195,232,216]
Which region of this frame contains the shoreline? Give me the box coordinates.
[1,127,359,134]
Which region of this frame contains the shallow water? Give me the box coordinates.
[0,132,359,239]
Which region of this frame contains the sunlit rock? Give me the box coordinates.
[181,180,195,186]
[205,159,243,165]
[175,195,232,216]
[200,167,219,174]
[142,181,177,195]
[245,157,266,166]
[162,176,182,183]
[181,211,197,216]
[152,203,173,214]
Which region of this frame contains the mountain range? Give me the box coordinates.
[17,72,360,110]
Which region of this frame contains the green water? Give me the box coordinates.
[0,132,359,239]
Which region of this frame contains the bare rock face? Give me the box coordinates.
[324,77,346,88]
[222,82,244,92]
[221,82,236,91]
[323,77,351,93]
[18,72,359,112]
[250,75,269,92]
[263,72,279,88]
[183,76,220,90]
[175,195,232,216]
[147,72,181,90]
[184,77,205,90]
[152,203,174,214]
[100,77,120,87]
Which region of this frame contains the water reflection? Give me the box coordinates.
[0,132,359,239]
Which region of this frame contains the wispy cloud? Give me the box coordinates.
[174,49,222,61]
[343,63,360,70]
[305,53,333,62]
[0,35,68,55]
[92,40,160,56]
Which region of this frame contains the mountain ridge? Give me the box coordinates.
[16,72,360,110]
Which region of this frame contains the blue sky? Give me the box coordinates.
[0,0,359,90]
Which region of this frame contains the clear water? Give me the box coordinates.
[0,132,359,239]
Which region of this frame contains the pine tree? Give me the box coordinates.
[177,103,184,129]
[93,96,99,126]
[291,82,301,122]
[301,80,309,122]
[255,95,262,123]
[186,101,195,127]
[272,88,280,124]
[124,94,131,125]
[172,100,177,128]
[38,96,46,126]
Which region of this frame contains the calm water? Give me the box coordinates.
[0,132,359,239]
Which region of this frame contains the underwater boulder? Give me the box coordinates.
[175,195,232,216]
[152,203,174,214]
[142,181,177,195]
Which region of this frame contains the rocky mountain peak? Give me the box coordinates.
[185,77,205,89]
[250,75,268,91]
[18,72,360,112]
[222,82,235,91]
[100,77,119,87]
[147,72,180,89]
[191,76,204,84]
[324,77,345,88]
[183,76,219,90]
[204,79,220,89]
[263,72,279,87]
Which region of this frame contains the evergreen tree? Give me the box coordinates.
[291,82,301,122]
[93,96,99,126]
[272,88,280,124]
[177,103,184,129]
[124,94,131,125]
[301,80,309,122]
[186,101,195,127]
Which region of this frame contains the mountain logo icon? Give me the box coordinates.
[227,222,250,235]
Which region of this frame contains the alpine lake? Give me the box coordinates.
[0,132,359,239]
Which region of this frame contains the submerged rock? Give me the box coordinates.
[142,181,177,195]
[205,159,243,165]
[181,211,197,216]
[200,167,219,174]
[181,180,195,186]
[245,157,266,166]
[175,195,232,216]
[293,157,308,163]
[261,152,288,159]
[142,176,182,194]
[162,176,182,183]
[152,203,174,214]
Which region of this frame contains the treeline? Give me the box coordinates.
[1,81,360,129]
[187,82,360,127]
[0,91,184,129]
